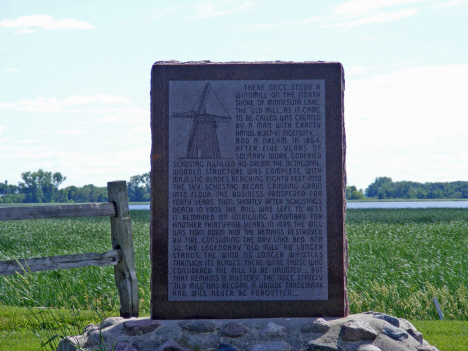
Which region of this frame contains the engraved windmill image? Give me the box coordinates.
[172,82,231,159]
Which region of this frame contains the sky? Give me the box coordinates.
[1,0,467,191]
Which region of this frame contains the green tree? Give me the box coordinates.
[18,170,66,203]
[365,177,393,198]
[346,185,364,200]
[0,180,16,194]
[128,172,150,202]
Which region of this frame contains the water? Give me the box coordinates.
[129,204,150,210]
[129,202,468,210]
[347,201,468,209]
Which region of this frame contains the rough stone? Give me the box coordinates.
[83,323,98,336]
[417,347,439,351]
[178,320,216,333]
[339,320,378,342]
[251,341,291,351]
[177,332,219,350]
[373,313,400,327]
[155,339,191,351]
[358,345,382,351]
[58,313,439,351]
[99,317,124,329]
[220,322,249,338]
[115,342,139,351]
[216,344,240,351]
[382,324,409,341]
[56,336,86,351]
[407,328,424,344]
[300,318,331,333]
[261,322,286,338]
[124,318,161,336]
[301,340,339,351]
[86,328,107,347]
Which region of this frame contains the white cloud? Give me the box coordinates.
[56,130,84,135]
[0,126,7,134]
[334,8,419,28]
[346,64,468,146]
[0,15,93,33]
[91,107,150,124]
[194,1,252,18]
[346,66,371,75]
[0,94,132,113]
[60,94,131,105]
[0,142,151,187]
[432,0,468,8]
[236,16,320,31]
[34,129,50,135]
[5,68,20,72]
[346,64,468,188]
[0,138,10,143]
[333,0,427,17]
[18,139,40,144]
[329,0,429,28]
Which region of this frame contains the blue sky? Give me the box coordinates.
[1,0,467,190]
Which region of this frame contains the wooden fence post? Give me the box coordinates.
[108,181,139,318]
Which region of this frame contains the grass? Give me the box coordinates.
[346,209,468,320]
[0,211,152,312]
[0,304,132,351]
[411,320,468,351]
[0,305,97,351]
[1,208,468,350]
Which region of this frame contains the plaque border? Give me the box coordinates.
[150,61,348,319]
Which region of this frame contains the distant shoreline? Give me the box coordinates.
[0,201,151,207]
[347,198,468,202]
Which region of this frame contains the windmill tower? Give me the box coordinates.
[172,83,231,159]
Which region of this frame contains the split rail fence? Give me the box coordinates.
[0,180,139,318]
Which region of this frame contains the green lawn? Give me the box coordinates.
[0,305,129,351]
[412,320,468,351]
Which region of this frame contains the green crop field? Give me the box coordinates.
[347,208,468,320]
[1,208,468,350]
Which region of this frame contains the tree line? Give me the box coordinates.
[347,177,468,200]
[0,170,150,204]
[2,170,467,203]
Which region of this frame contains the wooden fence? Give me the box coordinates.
[0,181,139,318]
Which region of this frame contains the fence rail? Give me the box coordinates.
[0,180,139,318]
[0,250,121,275]
[0,202,116,221]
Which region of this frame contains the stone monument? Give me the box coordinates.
[150,61,348,319]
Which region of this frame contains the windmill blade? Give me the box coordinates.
[206,113,232,122]
[172,110,196,118]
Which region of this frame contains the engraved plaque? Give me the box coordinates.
[168,80,327,301]
[151,62,348,319]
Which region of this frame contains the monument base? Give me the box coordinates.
[58,312,437,351]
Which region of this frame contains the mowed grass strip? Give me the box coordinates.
[0,305,138,351]
[411,320,468,351]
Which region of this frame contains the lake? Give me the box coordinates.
[129,201,468,210]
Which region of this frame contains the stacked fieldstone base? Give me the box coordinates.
[57,312,439,351]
